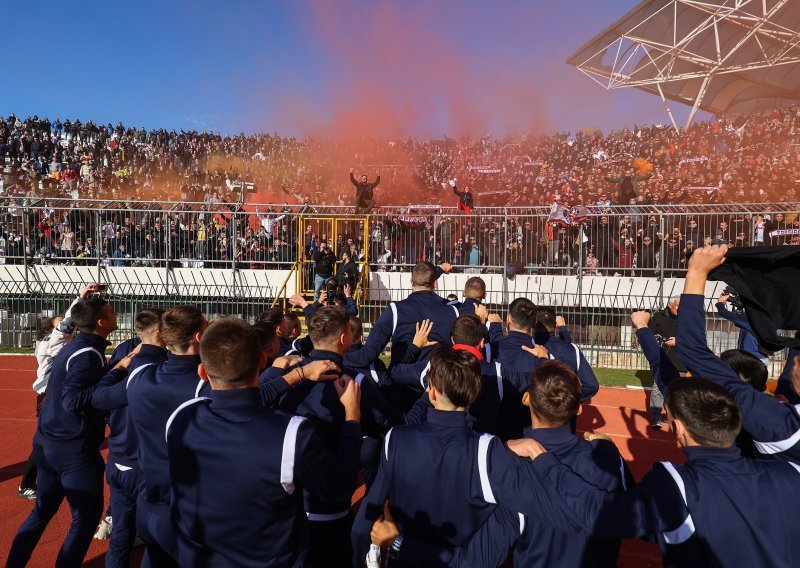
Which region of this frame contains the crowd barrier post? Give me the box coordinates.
[658,214,666,304]
[578,225,584,307]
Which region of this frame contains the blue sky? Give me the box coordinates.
[0,1,705,137]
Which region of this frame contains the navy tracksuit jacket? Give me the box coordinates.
[351,408,586,567]
[677,294,800,461]
[166,387,361,568]
[344,290,459,369]
[395,425,635,568]
[531,444,800,567]
[7,332,113,568]
[774,333,800,404]
[389,351,523,439]
[90,342,169,568]
[535,331,599,401]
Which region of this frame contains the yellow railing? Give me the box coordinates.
[270,261,301,310]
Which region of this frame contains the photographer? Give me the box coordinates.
[716,288,768,366]
[647,296,686,429]
[313,239,337,301]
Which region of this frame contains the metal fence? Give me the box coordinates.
[0,198,796,375]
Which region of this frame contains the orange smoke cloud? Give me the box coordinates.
[271,1,556,140]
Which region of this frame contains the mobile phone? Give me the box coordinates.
[97,284,109,292]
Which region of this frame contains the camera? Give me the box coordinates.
[323,277,340,306]
[722,285,745,310]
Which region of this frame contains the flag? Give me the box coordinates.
[548,201,570,226]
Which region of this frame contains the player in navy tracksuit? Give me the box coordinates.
[344,261,458,372]
[487,298,548,387]
[446,276,487,317]
[534,307,599,401]
[514,375,800,567]
[676,245,800,462]
[280,312,303,355]
[127,306,339,566]
[390,314,529,439]
[277,307,404,567]
[375,359,633,568]
[7,296,121,567]
[126,305,210,567]
[89,308,166,568]
[166,317,363,568]
[774,332,800,405]
[352,348,587,568]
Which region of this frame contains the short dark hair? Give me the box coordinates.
[464,276,486,298]
[200,318,261,387]
[252,321,278,352]
[350,316,363,342]
[509,297,536,330]
[451,315,484,348]
[161,306,205,351]
[527,360,582,426]
[534,306,557,332]
[285,313,301,336]
[256,307,284,328]
[134,308,164,334]
[308,306,350,344]
[71,297,109,332]
[428,347,482,407]
[411,262,437,287]
[666,378,741,448]
[721,349,768,392]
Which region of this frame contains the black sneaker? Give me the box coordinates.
[650,420,662,430]
[18,487,37,500]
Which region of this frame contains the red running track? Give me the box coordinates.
[0,355,682,567]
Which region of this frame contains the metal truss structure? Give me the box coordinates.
[567,0,800,130]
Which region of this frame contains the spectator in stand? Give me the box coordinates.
[610,233,636,276]
[350,169,381,214]
[635,229,659,277]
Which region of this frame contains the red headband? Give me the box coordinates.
[452,344,483,361]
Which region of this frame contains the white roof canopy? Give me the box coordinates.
[567,0,800,128]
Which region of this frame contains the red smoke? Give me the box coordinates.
[272,1,556,140]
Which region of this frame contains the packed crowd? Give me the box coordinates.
[8,245,800,568]
[1,108,800,275]
[1,105,800,209]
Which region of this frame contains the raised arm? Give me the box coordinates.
[715,301,752,331]
[632,311,679,397]
[678,246,800,455]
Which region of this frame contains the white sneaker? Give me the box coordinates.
[94,516,113,540]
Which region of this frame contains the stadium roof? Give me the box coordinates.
[567,0,800,129]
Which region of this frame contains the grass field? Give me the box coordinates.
[378,353,652,388]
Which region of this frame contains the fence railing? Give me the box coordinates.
[0,199,795,375]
